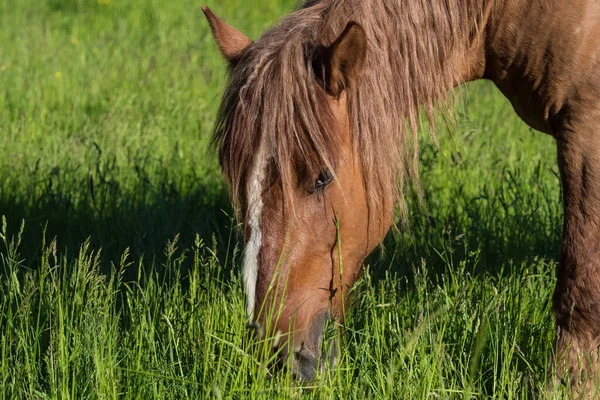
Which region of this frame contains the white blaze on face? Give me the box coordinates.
[243,154,267,318]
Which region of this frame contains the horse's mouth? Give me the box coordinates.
[288,335,340,382]
[286,310,341,382]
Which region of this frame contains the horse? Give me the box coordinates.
[202,0,600,389]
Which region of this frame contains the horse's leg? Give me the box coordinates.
[553,109,600,391]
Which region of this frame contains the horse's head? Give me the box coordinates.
[203,7,393,381]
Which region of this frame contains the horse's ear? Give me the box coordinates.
[318,22,367,96]
[202,6,253,62]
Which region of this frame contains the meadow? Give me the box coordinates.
[0,0,571,398]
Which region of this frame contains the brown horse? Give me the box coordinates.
[203,0,600,388]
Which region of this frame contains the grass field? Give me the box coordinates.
[0,0,572,398]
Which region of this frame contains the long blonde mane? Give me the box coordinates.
[213,0,484,220]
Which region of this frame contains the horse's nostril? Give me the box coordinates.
[294,350,319,382]
[246,321,263,338]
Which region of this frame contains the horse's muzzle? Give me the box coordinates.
[284,311,341,382]
[247,311,340,382]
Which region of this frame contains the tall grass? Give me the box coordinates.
[0,0,574,398]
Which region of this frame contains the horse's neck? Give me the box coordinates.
[467,0,592,135]
[453,0,568,86]
[383,0,495,88]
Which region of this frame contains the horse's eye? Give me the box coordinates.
[314,169,333,190]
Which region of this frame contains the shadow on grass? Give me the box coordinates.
[1,179,236,280]
[368,163,563,283]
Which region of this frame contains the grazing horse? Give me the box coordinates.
[203,0,600,388]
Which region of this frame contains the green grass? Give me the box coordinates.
[0,0,574,398]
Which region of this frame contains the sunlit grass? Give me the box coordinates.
[0,0,572,398]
